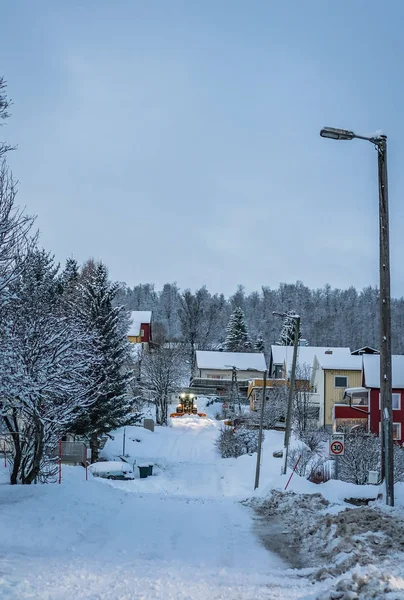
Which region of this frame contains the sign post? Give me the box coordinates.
[329,433,344,480]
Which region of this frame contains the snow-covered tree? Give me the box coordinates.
[69,260,138,462]
[158,283,181,341]
[0,77,13,159]
[0,162,36,300]
[141,345,187,425]
[338,431,380,485]
[224,307,251,352]
[0,249,97,484]
[277,310,300,346]
[293,363,320,434]
[254,333,265,353]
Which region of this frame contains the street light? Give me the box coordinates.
[273,311,300,475]
[320,126,393,506]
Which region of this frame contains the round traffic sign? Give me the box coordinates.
[330,441,344,455]
[222,403,228,409]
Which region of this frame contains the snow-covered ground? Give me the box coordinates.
[1,398,404,598]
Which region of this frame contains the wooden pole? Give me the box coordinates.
[378,136,394,506]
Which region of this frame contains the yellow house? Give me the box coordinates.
[247,378,287,411]
[127,311,152,344]
[311,350,362,428]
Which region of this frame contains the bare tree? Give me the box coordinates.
[338,431,380,485]
[141,346,187,425]
[0,162,36,298]
[293,363,320,434]
[0,77,14,159]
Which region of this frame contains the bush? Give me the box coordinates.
[297,429,327,453]
[338,431,380,485]
[287,445,325,480]
[216,426,262,458]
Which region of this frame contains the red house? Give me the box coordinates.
[127,311,152,344]
[333,354,404,443]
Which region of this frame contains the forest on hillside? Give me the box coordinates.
[115,280,404,354]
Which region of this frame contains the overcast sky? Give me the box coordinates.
[2,1,404,296]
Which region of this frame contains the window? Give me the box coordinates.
[274,365,284,379]
[378,393,401,410]
[334,376,348,388]
[379,422,402,441]
[140,329,144,336]
[393,423,401,441]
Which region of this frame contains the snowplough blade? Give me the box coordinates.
[169,412,207,418]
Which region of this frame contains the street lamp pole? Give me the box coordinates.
[254,369,267,490]
[273,311,300,475]
[320,127,394,506]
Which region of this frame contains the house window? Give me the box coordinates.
[274,365,283,378]
[334,376,348,388]
[140,329,144,336]
[393,423,401,440]
[379,422,402,441]
[378,393,401,410]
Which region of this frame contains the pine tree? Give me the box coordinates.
[254,333,265,353]
[278,311,300,346]
[224,307,252,352]
[69,260,139,462]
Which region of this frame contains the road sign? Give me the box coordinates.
[329,433,345,456]
[222,403,228,409]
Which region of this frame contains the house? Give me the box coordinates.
[269,345,352,379]
[190,350,267,397]
[310,350,362,429]
[127,311,152,344]
[334,355,404,443]
[247,378,287,411]
[351,346,379,356]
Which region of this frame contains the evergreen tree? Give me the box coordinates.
[0,248,97,484]
[254,333,265,353]
[278,310,300,346]
[224,307,251,352]
[69,260,139,462]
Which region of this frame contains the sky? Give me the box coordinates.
[2,1,404,297]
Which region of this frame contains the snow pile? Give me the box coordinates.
[252,490,404,582]
[313,566,404,600]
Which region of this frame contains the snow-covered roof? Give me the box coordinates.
[314,352,362,371]
[195,350,266,372]
[363,354,404,388]
[128,311,152,336]
[271,345,352,372]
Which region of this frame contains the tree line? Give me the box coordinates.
[115,281,404,354]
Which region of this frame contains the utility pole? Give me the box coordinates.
[320,127,394,505]
[378,136,394,506]
[282,316,300,475]
[254,369,267,490]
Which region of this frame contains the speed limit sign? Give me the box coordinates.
[329,434,345,456]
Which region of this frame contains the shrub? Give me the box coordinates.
[338,431,380,485]
[216,426,262,458]
[287,445,325,480]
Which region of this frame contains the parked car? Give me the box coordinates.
[89,461,135,480]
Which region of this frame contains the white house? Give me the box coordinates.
[191,350,267,397]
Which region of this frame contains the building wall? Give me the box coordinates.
[128,322,151,344]
[196,368,264,381]
[369,388,404,443]
[324,370,362,426]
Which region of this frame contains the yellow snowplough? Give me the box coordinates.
[170,393,207,418]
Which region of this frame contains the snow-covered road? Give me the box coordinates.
[0,413,315,599]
